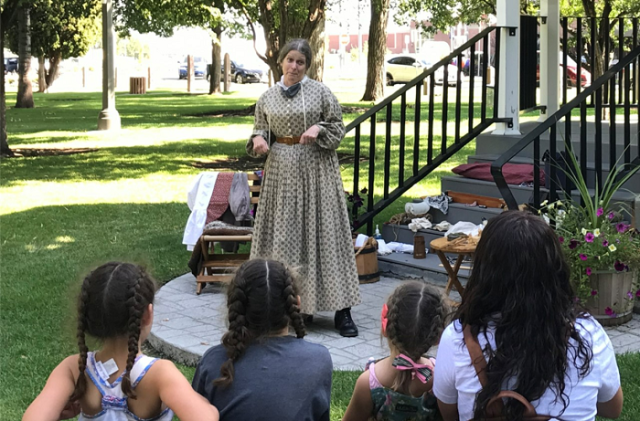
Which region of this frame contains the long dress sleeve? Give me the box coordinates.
[247,96,269,157]
[315,86,346,150]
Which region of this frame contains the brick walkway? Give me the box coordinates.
[148,273,640,369]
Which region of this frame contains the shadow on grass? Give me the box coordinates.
[0,138,262,186]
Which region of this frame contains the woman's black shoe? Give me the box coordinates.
[334,308,358,337]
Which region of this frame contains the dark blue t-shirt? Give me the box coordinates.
[192,336,333,421]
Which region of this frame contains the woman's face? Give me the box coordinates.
[281,50,307,86]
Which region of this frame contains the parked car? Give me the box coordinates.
[4,57,18,74]
[222,59,268,84]
[536,51,591,87]
[385,54,458,86]
[179,56,207,79]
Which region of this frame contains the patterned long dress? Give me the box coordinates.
[247,77,362,314]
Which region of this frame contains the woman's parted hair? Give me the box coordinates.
[71,262,156,401]
[278,38,312,67]
[385,282,446,392]
[455,211,591,419]
[214,259,305,388]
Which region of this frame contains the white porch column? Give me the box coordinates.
[97,0,121,131]
[539,0,560,120]
[492,0,520,135]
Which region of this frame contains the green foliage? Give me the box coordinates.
[113,0,222,37]
[6,0,100,60]
[539,147,640,304]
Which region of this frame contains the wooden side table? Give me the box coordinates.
[430,237,476,299]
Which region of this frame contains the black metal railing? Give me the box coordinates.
[345,26,511,234]
[492,44,640,211]
[560,17,639,107]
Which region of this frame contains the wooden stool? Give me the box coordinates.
[430,237,476,300]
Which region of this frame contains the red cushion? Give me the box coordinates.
[452,163,545,185]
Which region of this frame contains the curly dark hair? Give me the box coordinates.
[214,259,305,388]
[70,262,156,401]
[455,211,592,419]
[385,282,446,393]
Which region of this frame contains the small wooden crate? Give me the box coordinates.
[354,237,380,284]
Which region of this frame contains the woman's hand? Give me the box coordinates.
[253,136,269,154]
[300,125,321,145]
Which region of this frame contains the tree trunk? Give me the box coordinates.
[582,0,610,120]
[307,13,325,82]
[16,6,34,108]
[45,52,62,87]
[361,0,389,101]
[209,26,222,94]
[1,29,11,156]
[38,56,47,92]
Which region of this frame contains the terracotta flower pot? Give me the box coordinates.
[586,271,636,327]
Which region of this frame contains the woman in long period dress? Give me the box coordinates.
[247,39,361,337]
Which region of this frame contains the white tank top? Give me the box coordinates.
[78,352,174,421]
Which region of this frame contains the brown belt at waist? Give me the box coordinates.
[275,136,302,145]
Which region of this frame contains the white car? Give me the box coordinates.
[385,55,459,86]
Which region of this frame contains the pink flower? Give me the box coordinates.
[579,254,588,261]
[558,236,564,243]
[636,290,640,298]
[602,240,609,247]
[614,260,626,271]
[605,307,617,317]
[585,233,595,243]
[627,291,634,299]
[596,208,604,217]
[586,267,592,276]
[616,223,629,233]
[569,239,579,250]
[591,289,598,296]
[608,212,615,220]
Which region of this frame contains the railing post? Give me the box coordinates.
[492,0,520,135]
[538,0,560,121]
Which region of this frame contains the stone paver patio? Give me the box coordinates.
[148,273,640,369]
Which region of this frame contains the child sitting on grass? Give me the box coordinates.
[342,282,446,421]
[192,258,333,421]
[23,262,219,421]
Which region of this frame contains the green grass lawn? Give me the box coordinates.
[2,88,639,420]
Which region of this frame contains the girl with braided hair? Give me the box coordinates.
[343,282,445,421]
[192,258,333,420]
[23,262,219,421]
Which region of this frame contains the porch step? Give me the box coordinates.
[377,252,470,292]
[475,121,639,166]
[468,154,640,192]
[441,175,638,208]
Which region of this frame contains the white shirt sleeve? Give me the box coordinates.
[433,322,461,404]
[589,319,621,402]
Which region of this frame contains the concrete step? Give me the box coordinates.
[378,252,470,294]
[441,175,638,209]
[475,120,639,166]
[468,154,640,192]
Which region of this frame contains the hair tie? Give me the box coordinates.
[391,354,434,384]
[380,303,389,333]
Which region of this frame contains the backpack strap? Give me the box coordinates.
[463,325,503,417]
[463,325,550,420]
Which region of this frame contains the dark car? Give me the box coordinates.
[4,58,18,74]
[179,56,207,79]
[222,59,268,84]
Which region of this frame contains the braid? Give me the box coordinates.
[214,278,250,388]
[283,269,305,338]
[70,275,91,401]
[120,272,144,399]
[386,283,446,393]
